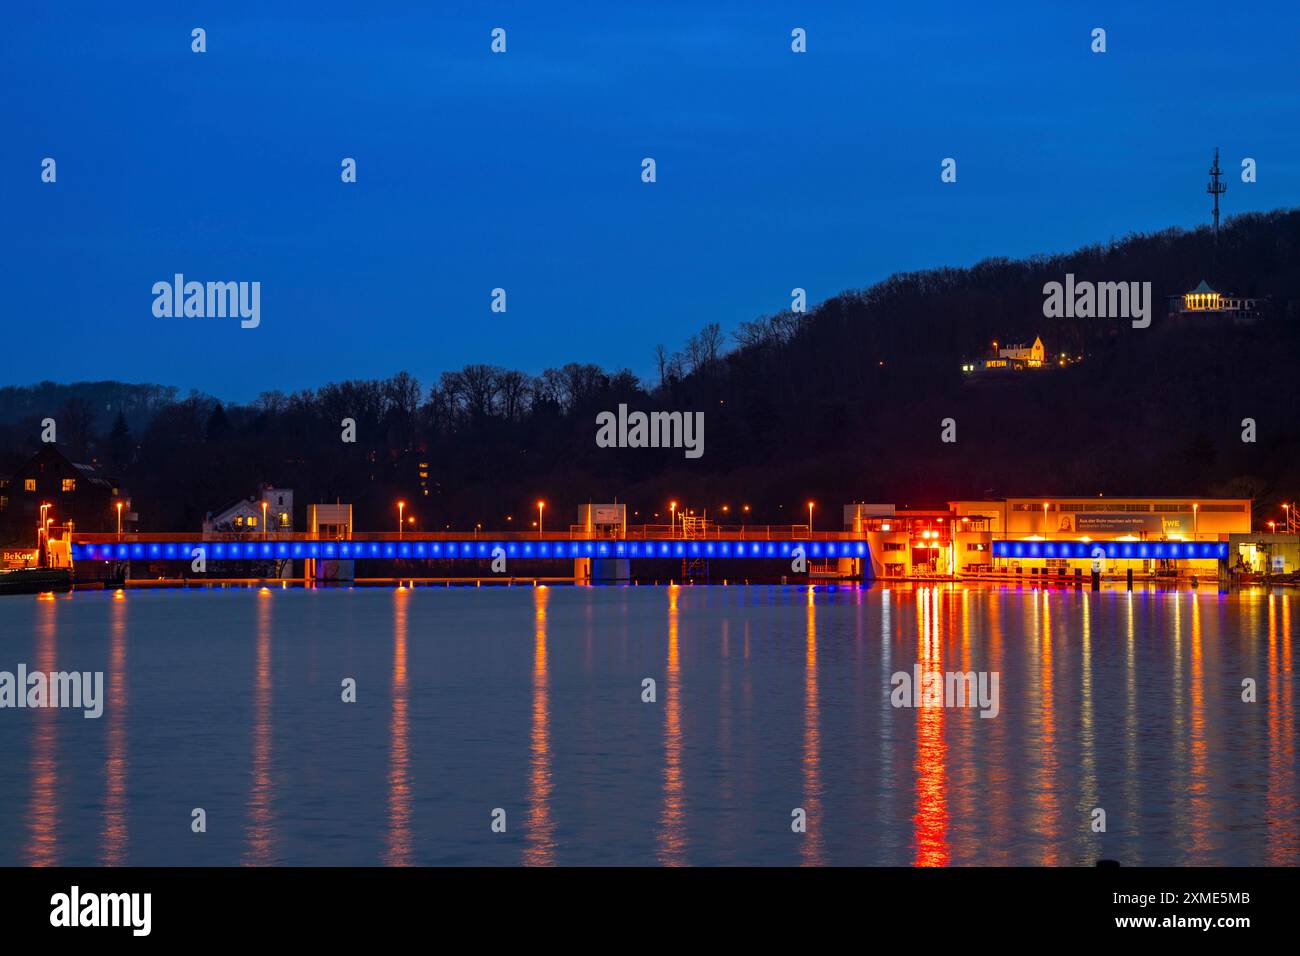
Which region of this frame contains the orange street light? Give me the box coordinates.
[397,500,405,538]
[116,500,124,538]
[261,500,269,541]
[537,500,545,538]
[670,501,677,538]
[808,501,815,532]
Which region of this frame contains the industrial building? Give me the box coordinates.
[845,497,1253,581]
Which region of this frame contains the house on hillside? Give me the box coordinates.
[995,337,1046,367]
[961,335,1079,379]
[1166,279,1266,325]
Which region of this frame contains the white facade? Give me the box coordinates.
[997,336,1045,365]
[203,485,293,533]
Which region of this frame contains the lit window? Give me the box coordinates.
[0,496,7,511]
[24,479,36,492]
[279,512,289,526]
[62,478,76,492]
[247,516,258,528]
[234,516,245,528]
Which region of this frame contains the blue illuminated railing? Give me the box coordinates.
[71,539,870,562]
[991,540,1228,560]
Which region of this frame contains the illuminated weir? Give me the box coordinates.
[54,496,1270,586]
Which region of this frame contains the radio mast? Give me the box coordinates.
[1206,148,1226,279]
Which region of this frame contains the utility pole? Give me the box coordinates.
[1207,147,1226,281]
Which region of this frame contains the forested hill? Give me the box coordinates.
[4,208,1299,532]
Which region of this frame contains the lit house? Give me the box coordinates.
[995,337,1045,367]
[0,445,133,545]
[961,335,1070,376]
[1167,279,1265,325]
[203,484,294,535]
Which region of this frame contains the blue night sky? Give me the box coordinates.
[3,1,1298,402]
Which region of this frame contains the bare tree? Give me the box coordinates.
[497,370,531,423]
[458,364,502,421]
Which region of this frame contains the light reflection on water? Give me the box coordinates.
[383,586,412,866]
[241,590,274,865]
[100,591,128,865]
[0,583,1296,867]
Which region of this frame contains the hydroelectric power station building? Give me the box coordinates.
[844,497,1252,580]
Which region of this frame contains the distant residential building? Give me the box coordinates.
[962,335,1077,377]
[203,484,293,534]
[0,445,133,544]
[997,336,1044,365]
[1166,279,1265,325]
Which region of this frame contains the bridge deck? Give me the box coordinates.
[71,534,868,562]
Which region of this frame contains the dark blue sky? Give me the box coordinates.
[3,1,1297,402]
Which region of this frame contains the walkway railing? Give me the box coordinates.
[72,524,871,544]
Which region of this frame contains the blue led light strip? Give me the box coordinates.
[69,539,872,561]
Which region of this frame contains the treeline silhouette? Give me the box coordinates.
[4,208,1300,532]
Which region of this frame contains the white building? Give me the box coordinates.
[203,485,293,534]
[996,336,1045,366]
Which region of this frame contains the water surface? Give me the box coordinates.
[0,584,1295,866]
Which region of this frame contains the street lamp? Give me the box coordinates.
[807,501,815,533]
[1043,502,1049,539]
[670,501,677,538]
[537,500,545,538]
[397,500,405,538]
[116,500,123,539]
[1193,502,1199,539]
[261,500,268,541]
[38,504,51,565]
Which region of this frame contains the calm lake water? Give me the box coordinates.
[0,583,1296,866]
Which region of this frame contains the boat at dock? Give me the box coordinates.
[0,567,73,595]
